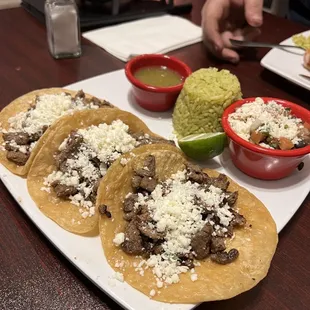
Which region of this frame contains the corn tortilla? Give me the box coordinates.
[27,109,181,234]
[0,88,113,177]
[98,150,278,303]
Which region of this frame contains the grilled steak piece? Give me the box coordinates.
[123,194,138,213]
[190,224,213,260]
[186,163,211,184]
[4,143,19,152]
[211,174,230,191]
[75,90,85,99]
[137,221,164,240]
[130,132,175,146]
[132,175,142,189]
[210,237,226,253]
[135,155,156,178]
[152,243,164,255]
[210,249,239,264]
[3,132,30,145]
[6,151,29,165]
[178,253,195,269]
[225,191,238,207]
[98,204,112,218]
[121,221,144,255]
[140,177,157,192]
[231,210,246,227]
[55,132,83,168]
[123,211,136,221]
[53,184,78,198]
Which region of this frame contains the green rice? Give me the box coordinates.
[292,34,310,49]
[172,68,242,138]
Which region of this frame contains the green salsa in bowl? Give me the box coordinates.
[125,54,192,112]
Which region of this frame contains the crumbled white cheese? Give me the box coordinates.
[4,92,101,154]
[120,157,129,166]
[7,93,98,136]
[228,97,303,146]
[114,272,124,282]
[113,233,125,246]
[149,289,156,297]
[132,170,232,286]
[78,120,138,163]
[40,186,51,193]
[191,274,198,282]
[44,120,139,218]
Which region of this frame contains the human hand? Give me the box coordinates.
[202,0,263,63]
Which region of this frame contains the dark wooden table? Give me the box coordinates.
[0,2,309,310]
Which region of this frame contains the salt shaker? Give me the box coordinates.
[45,0,81,59]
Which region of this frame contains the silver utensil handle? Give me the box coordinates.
[230,39,305,51]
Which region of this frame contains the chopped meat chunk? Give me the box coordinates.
[137,222,164,240]
[90,157,101,169]
[210,249,239,264]
[123,194,138,213]
[3,132,30,145]
[152,243,164,255]
[178,253,194,269]
[210,237,226,253]
[211,174,230,191]
[136,208,152,222]
[140,177,157,192]
[186,163,211,184]
[89,179,100,203]
[29,132,41,142]
[55,132,83,168]
[131,175,142,189]
[130,132,175,146]
[135,155,155,177]
[190,224,213,260]
[4,143,19,152]
[53,184,78,198]
[98,204,112,218]
[231,210,246,227]
[225,191,238,207]
[121,221,144,255]
[123,211,136,221]
[6,151,29,166]
[75,90,85,99]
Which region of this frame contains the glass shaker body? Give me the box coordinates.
[45,0,81,59]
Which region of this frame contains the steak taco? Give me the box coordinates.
[27,109,179,234]
[0,88,112,176]
[98,150,278,303]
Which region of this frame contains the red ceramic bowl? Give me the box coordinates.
[125,54,192,112]
[222,97,310,180]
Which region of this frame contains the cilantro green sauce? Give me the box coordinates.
[134,66,183,87]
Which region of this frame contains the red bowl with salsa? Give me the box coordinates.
[222,97,310,180]
[125,54,192,112]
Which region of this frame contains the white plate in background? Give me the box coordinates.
[261,30,310,90]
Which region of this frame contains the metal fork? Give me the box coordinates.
[230,39,306,51]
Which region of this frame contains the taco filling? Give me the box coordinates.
[1,90,111,166]
[43,121,174,219]
[109,156,245,287]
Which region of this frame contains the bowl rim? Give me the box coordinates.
[125,54,192,93]
[222,97,310,158]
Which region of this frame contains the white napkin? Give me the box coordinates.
[83,15,202,62]
[0,0,20,10]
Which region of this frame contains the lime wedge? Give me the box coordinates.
[178,132,227,160]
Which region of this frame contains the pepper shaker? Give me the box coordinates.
[45,0,81,59]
